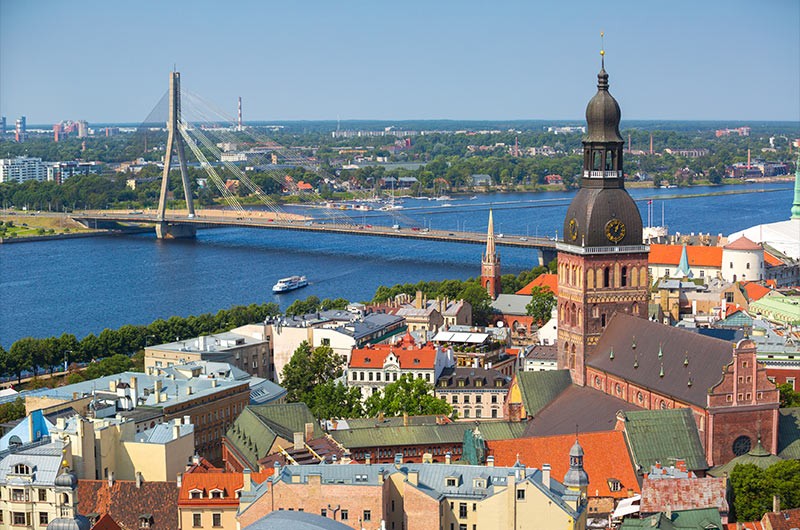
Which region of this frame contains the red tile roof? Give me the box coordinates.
[741,281,771,302]
[724,236,762,251]
[517,274,558,296]
[486,431,639,498]
[349,332,438,370]
[649,244,723,268]
[79,480,179,530]
[725,522,762,530]
[640,476,729,515]
[764,252,783,267]
[179,470,273,507]
[762,508,800,530]
[91,514,122,530]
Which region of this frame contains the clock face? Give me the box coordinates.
[605,218,626,243]
[568,218,579,241]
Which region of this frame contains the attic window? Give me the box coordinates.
[364,357,371,363]
[475,380,483,387]
[446,477,457,487]
[607,479,622,492]
[190,489,203,499]
[494,380,503,388]
[457,380,465,387]
[210,489,223,499]
[439,380,448,388]
[13,464,31,475]
[139,515,153,528]
[354,474,368,483]
[413,358,420,364]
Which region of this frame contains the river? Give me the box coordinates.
[0,182,794,347]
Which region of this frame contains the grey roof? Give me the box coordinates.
[436,366,511,390]
[0,437,65,487]
[133,421,193,444]
[587,313,734,408]
[249,379,288,405]
[246,511,352,530]
[148,331,267,354]
[330,421,525,449]
[338,313,405,341]
[46,516,91,530]
[523,344,558,361]
[491,294,532,316]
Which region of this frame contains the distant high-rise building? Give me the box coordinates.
[54,123,63,142]
[1,116,6,135]
[15,116,26,142]
[0,156,46,183]
[77,120,89,138]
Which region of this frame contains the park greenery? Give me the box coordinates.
[525,286,557,324]
[284,296,350,317]
[0,302,280,382]
[730,461,800,521]
[778,383,800,408]
[364,374,452,417]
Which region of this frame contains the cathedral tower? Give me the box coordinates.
[556,51,650,386]
[481,210,501,299]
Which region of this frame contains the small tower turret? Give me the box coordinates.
[48,454,90,530]
[562,438,590,509]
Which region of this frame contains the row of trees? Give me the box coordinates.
[280,341,451,420]
[0,302,280,382]
[730,461,800,521]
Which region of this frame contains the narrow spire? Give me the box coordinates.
[791,149,800,219]
[485,209,497,259]
[597,31,609,90]
[676,245,693,278]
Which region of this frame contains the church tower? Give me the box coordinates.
[482,210,501,299]
[556,49,650,386]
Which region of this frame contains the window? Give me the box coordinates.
[212,514,221,527]
[463,409,470,418]
[140,516,151,528]
[463,395,470,403]
[193,514,202,527]
[322,338,330,346]
[13,464,31,475]
[459,503,468,518]
[451,396,458,404]
[190,490,203,499]
[491,409,498,418]
[475,395,482,403]
[211,490,222,499]
[13,513,26,526]
[491,395,498,404]
[40,513,49,525]
[321,509,327,517]
[12,488,26,502]
[733,435,752,457]
[39,489,47,501]
[476,409,482,418]
[446,478,457,487]
[363,510,371,522]
[608,479,622,492]
[517,489,526,500]
[341,510,348,521]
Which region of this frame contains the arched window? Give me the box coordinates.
[605,150,615,171]
[604,268,610,289]
[614,264,621,287]
[587,268,595,289]
[621,266,628,287]
[640,268,648,287]
[593,151,602,170]
[630,267,638,287]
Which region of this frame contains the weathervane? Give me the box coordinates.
[600,31,605,68]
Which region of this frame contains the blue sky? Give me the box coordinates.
[1,0,798,124]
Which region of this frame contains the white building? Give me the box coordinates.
[0,156,46,183]
[721,236,765,283]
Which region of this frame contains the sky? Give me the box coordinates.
[1,0,799,124]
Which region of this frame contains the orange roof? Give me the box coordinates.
[178,470,273,507]
[648,244,723,268]
[726,522,762,530]
[297,181,313,190]
[517,274,558,295]
[741,281,771,302]
[486,431,639,499]
[724,236,761,251]
[92,514,122,530]
[764,251,783,267]
[349,332,438,370]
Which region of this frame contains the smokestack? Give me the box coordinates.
[747,149,751,169]
[628,133,631,154]
[238,96,242,131]
[650,133,653,155]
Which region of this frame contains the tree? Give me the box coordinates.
[0,397,26,424]
[525,286,556,325]
[306,381,364,419]
[765,460,800,509]
[730,464,772,522]
[281,342,344,402]
[364,374,452,417]
[458,283,494,326]
[778,383,800,408]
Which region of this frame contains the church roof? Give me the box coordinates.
[587,313,734,408]
[620,409,708,474]
[585,66,623,144]
[516,274,558,296]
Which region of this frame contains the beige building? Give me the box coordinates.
[435,366,512,420]
[237,449,589,530]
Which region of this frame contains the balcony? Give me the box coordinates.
[584,170,622,179]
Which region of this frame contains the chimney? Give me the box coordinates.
[184,415,191,425]
[109,380,117,392]
[107,471,114,489]
[666,503,672,519]
[304,422,314,442]
[173,419,181,439]
[408,470,419,486]
[186,386,193,396]
[136,471,143,489]
[177,473,182,489]
[773,494,781,513]
[486,456,494,467]
[155,380,163,403]
[293,432,304,451]
[403,412,409,427]
[242,468,252,492]
[445,452,451,465]
[211,379,218,388]
[365,453,372,465]
[542,464,551,490]
[394,453,403,467]
[192,454,201,465]
[273,461,280,477]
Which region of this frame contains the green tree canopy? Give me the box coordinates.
[525,286,556,325]
[730,461,800,522]
[364,374,452,417]
[281,342,345,403]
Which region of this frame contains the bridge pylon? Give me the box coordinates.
[156,71,196,239]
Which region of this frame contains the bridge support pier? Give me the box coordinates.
[155,223,196,239]
[538,248,557,267]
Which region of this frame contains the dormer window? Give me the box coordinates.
[139,515,153,528]
[494,379,504,388]
[472,478,486,489]
[189,489,203,499]
[210,489,223,499]
[457,380,465,387]
[446,478,457,487]
[607,479,622,492]
[13,463,31,475]
[475,379,483,387]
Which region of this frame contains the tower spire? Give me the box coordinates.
[791,148,800,219]
[485,209,496,258]
[481,209,501,299]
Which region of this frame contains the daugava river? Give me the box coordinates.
[0,182,794,347]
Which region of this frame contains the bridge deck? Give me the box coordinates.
[72,212,557,250]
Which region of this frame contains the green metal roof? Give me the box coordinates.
[707,438,783,477]
[622,408,708,474]
[749,294,800,325]
[225,403,321,469]
[621,508,722,529]
[330,421,525,449]
[778,407,800,459]
[516,370,572,417]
